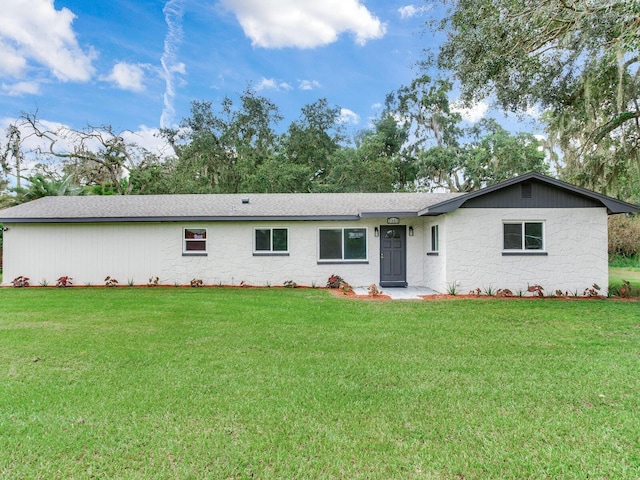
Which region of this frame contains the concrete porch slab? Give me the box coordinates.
[352,285,439,300]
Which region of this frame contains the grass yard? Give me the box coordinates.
[1,289,639,479]
[609,266,640,286]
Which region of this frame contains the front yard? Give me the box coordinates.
[1,288,638,479]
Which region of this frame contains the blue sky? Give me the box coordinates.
[1,0,536,157]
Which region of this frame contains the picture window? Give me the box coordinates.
[318,228,367,261]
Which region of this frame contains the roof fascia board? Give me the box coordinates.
[359,211,419,218]
[418,198,466,215]
[0,215,364,224]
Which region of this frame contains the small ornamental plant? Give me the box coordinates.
[339,281,352,295]
[527,284,544,297]
[104,276,119,287]
[496,288,514,297]
[190,278,204,288]
[147,276,159,287]
[283,280,297,288]
[11,276,30,288]
[327,274,344,289]
[56,276,73,288]
[483,285,496,296]
[617,280,634,298]
[367,283,382,296]
[583,283,601,298]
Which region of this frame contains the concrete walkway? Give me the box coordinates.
[352,285,439,300]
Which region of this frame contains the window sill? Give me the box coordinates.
[253,252,290,257]
[182,252,208,257]
[426,252,439,256]
[317,260,369,265]
[502,251,548,256]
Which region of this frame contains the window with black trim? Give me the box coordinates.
[254,228,288,254]
[184,228,207,254]
[318,228,367,261]
[503,222,544,251]
[430,225,439,252]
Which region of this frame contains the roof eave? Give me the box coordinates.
[418,198,467,215]
[0,215,364,224]
[359,211,419,218]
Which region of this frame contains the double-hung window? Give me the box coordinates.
[318,228,367,262]
[184,228,207,254]
[254,228,288,255]
[503,221,544,253]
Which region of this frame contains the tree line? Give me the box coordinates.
[0,80,547,206]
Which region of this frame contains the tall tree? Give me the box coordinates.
[416,119,547,192]
[281,98,344,188]
[386,75,462,157]
[1,125,25,189]
[14,112,149,195]
[435,0,640,200]
[304,114,408,193]
[163,88,282,193]
[387,76,546,191]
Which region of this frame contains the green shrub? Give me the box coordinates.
[608,214,640,259]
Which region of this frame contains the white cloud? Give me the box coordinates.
[122,125,174,159]
[451,100,489,123]
[398,5,432,19]
[338,108,360,125]
[220,0,386,48]
[1,81,41,96]
[298,79,321,91]
[101,62,146,92]
[0,0,95,82]
[0,40,28,77]
[256,77,293,91]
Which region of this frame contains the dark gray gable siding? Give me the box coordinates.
[460,180,603,209]
[422,172,638,215]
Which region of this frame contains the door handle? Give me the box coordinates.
[380,253,384,259]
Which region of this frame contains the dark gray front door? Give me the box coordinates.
[380,225,407,287]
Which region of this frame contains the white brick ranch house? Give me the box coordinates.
[0,173,636,293]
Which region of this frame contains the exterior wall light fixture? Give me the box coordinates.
[408,226,414,236]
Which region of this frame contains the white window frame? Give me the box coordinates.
[430,225,439,252]
[317,227,368,263]
[253,227,289,255]
[502,221,545,252]
[183,227,207,255]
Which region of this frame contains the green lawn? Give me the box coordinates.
[609,266,640,285]
[1,288,639,479]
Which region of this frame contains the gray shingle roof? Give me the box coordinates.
[0,192,464,223]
